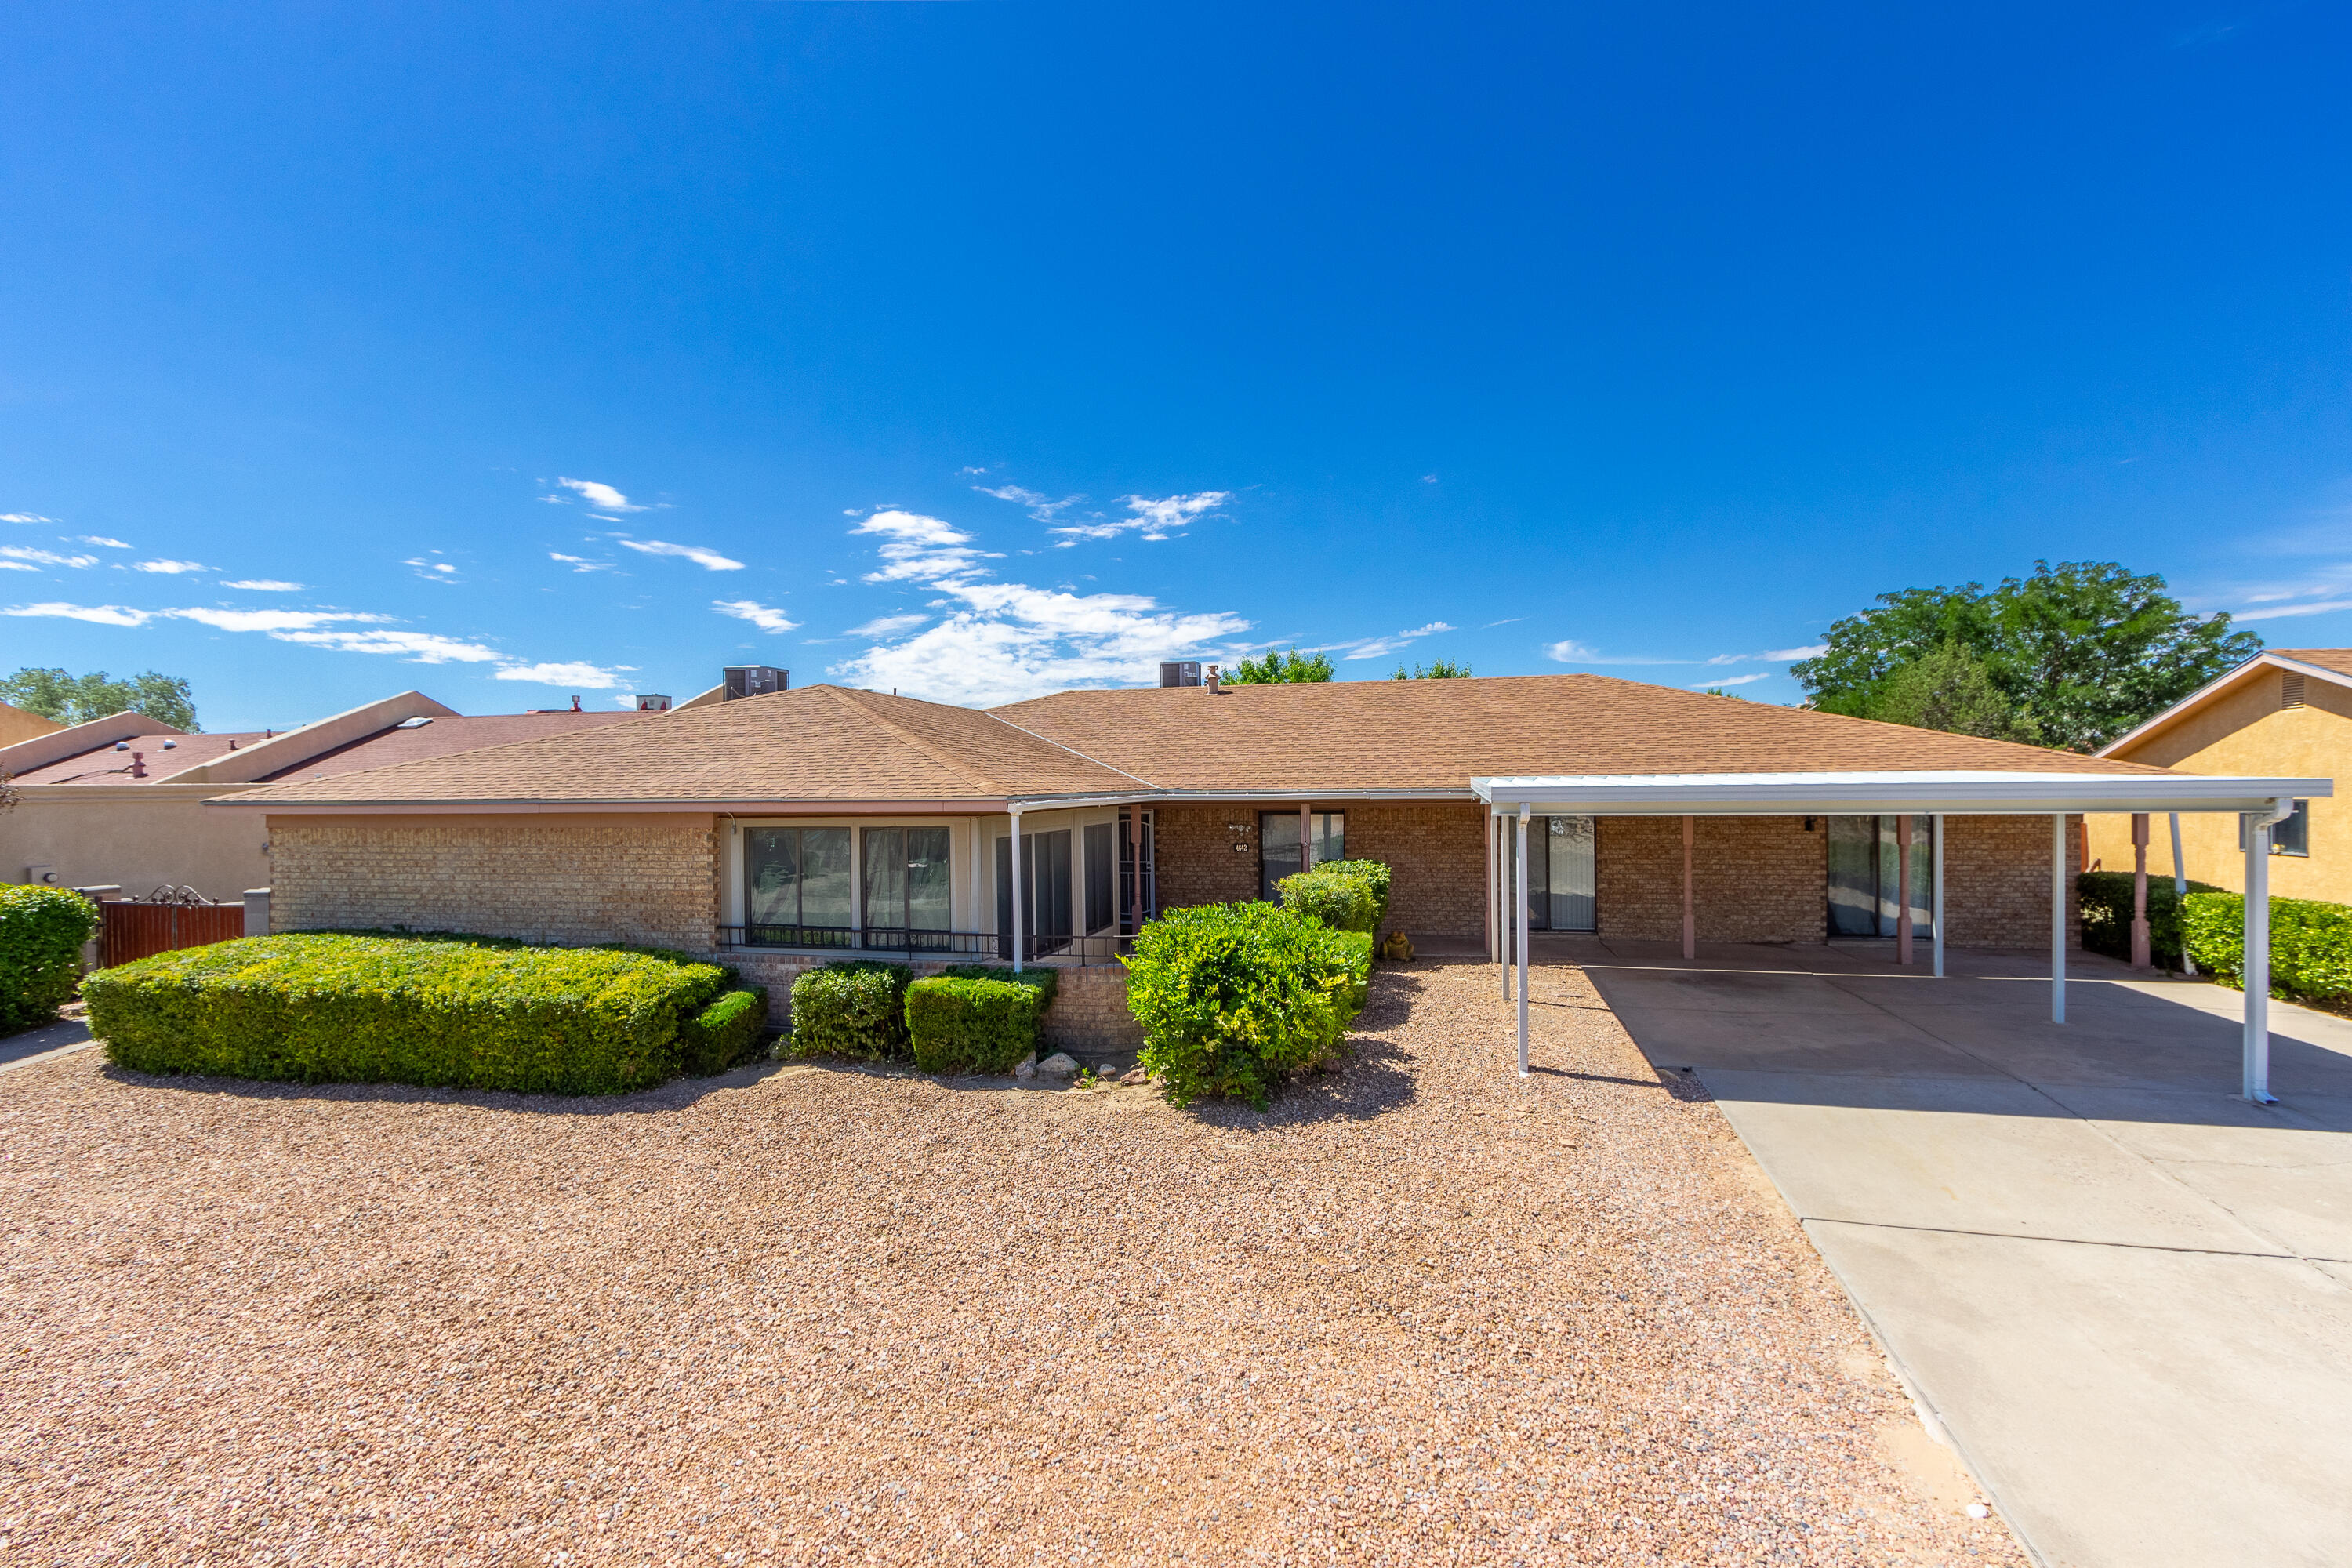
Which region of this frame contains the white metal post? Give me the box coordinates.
[2245,812,2273,1102]
[1494,812,1508,996]
[2172,811,2196,976]
[2051,813,2067,1024]
[1010,806,1025,974]
[1516,804,1530,1077]
[1932,813,1945,979]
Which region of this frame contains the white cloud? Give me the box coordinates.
[549,552,613,573]
[1760,644,1828,662]
[132,559,209,575]
[219,579,304,591]
[2234,598,2352,622]
[975,484,1087,523]
[1049,491,1229,545]
[77,535,131,549]
[618,539,745,572]
[1693,672,1773,688]
[1543,640,1702,666]
[0,546,99,568]
[1334,620,1456,661]
[2,513,54,524]
[1,601,150,626]
[0,562,34,572]
[853,510,1000,583]
[274,628,505,662]
[553,477,644,512]
[846,612,929,638]
[715,598,798,633]
[495,661,630,688]
[170,608,387,633]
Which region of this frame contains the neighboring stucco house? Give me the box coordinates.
[0,690,648,900]
[0,699,65,750]
[206,673,2318,1055]
[2084,650,2352,902]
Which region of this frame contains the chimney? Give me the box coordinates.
[130,750,147,779]
[570,695,582,712]
[1207,663,1221,695]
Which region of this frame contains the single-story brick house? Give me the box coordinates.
[215,672,2325,1083]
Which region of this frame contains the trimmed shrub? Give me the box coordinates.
[681,987,768,1075]
[906,969,1055,1074]
[788,960,913,1061]
[82,932,731,1094]
[1319,859,1392,931]
[2077,871,2224,972]
[1127,902,1374,1110]
[0,885,100,1034]
[1277,868,1379,934]
[2183,891,2352,1005]
[941,962,1059,1007]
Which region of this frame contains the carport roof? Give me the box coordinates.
[1472,768,2332,815]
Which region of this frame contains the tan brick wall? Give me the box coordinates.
[268,813,719,951]
[726,953,1141,1056]
[1595,815,1827,943]
[1153,800,1489,942]
[1944,814,2082,949]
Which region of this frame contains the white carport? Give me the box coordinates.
[1471,769,2332,1102]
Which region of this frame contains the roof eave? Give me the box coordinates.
[1471,771,2331,816]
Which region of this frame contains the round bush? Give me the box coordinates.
[1127,902,1372,1109]
[0,885,100,1034]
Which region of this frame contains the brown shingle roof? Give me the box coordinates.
[2270,649,2352,679]
[992,673,2166,790]
[227,685,1139,807]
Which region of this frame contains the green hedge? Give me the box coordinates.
[2183,891,2352,1005]
[1322,860,1392,931]
[2077,871,2225,972]
[787,960,913,1061]
[1277,869,1380,934]
[1127,902,1373,1109]
[0,885,100,1034]
[906,967,1056,1074]
[681,988,768,1075]
[82,932,734,1094]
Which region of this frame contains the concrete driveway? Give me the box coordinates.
[1556,937,2352,1568]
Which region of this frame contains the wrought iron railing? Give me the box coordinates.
[715,925,1137,964]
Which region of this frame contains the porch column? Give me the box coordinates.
[1516,804,1531,1076]
[1486,807,1499,967]
[1300,801,1313,878]
[2172,812,2196,976]
[1680,815,1695,962]
[2245,811,2274,1102]
[1010,806,1025,974]
[1896,815,1914,966]
[2130,813,2152,969]
[1497,813,1512,1000]
[1931,813,1945,978]
[2051,814,2066,1024]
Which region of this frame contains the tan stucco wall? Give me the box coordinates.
[0,793,270,899]
[0,702,64,748]
[2084,667,2352,901]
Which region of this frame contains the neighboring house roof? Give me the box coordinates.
[223,673,2167,812]
[226,684,1145,808]
[9,729,270,786]
[258,711,637,782]
[2096,650,2352,759]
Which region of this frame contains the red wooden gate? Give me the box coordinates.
[98,900,246,967]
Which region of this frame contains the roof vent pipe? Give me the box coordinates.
[1207,663,1221,695]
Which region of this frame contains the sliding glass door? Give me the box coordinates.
[862,826,953,950]
[745,827,855,946]
[1826,815,1934,938]
[1503,815,1597,932]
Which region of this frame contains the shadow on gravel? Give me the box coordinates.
[96,1056,794,1117]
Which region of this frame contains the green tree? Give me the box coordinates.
[1872,641,2042,742]
[1791,561,2256,751]
[1229,648,1334,683]
[1393,659,1472,679]
[0,667,200,731]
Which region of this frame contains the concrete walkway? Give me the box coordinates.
[1550,937,2352,1568]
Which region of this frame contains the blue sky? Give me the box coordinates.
[4,3,2350,728]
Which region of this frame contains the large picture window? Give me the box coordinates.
[745,826,854,946]
[1827,816,1934,938]
[862,826,953,949]
[1503,815,1596,932]
[1260,811,1345,901]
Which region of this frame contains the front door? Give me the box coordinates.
[1503,815,1597,932]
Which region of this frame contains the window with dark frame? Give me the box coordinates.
[2247,800,2312,857]
[862,826,953,949]
[744,826,855,946]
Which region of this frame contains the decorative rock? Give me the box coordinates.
[1119,1068,1149,1086]
[1012,1053,1037,1079]
[1036,1052,1080,1078]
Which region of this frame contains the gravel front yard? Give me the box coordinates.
[1,960,2019,1566]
